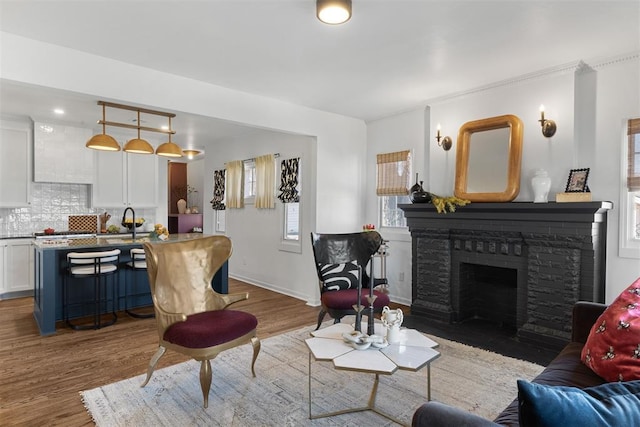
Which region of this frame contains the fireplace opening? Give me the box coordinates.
[458,263,517,332]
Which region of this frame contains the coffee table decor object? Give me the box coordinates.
[351,265,379,336]
[342,330,388,350]
[306,322,440,424]
[381,305,403,343]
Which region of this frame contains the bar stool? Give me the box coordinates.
[124,248,155,318]
[64,249,120,330]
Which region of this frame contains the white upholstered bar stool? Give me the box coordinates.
[124,248,155,318]
[64,249,120,330]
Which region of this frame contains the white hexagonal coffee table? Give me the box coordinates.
[305,322,440,424]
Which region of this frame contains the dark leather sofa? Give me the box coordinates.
[412,301,608,427]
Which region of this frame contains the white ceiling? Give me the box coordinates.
[1,1,639,145]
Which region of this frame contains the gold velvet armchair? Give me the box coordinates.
[141,236,260,408]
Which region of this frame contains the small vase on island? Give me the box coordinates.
[177,198,187,214]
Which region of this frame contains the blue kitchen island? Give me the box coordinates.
[33,233,228,335]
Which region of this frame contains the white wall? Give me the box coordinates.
[430,70,576,199]
[203,131,317,302]
[366,55,640,305]
[365,108,429,305]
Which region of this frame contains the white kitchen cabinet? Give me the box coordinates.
[0,119,32,207]
[127,152,159,207]
[0,239,34,299]
[93,150,159,208]
[34,122,94,183]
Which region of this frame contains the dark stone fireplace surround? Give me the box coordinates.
[400,202,612,349]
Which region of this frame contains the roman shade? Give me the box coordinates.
[277,158,300,203]
[210,169,226,210]
[376,150,411,196]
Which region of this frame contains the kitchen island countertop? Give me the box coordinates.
[33,233,227,335]
[33,232,202,250]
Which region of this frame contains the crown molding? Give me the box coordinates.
[391,51,640,113]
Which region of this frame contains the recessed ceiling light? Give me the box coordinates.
[161,125,169,130]
[53,108,65,115]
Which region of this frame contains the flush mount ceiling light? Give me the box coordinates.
[85,103,121,151]
[182,149,202,159]
[87,101,179,156]
[317,0,352,24]
[156,117,184,158]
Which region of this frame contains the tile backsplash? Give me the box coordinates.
[0,183,156,237]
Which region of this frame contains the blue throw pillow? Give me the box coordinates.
[517,379,640,427]
[318,261,360,291]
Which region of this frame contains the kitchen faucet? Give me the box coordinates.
[122,207,136,239]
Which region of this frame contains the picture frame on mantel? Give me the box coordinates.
[565,168,590,192]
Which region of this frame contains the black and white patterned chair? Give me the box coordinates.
[310,231,390,330]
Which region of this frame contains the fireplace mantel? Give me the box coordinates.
[400,201,612,349]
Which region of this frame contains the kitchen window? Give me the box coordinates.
[215,210,226,233]
[279,157,302,253]
[380,195,411,228]
[284,202,300,240]
[244,160,256,204]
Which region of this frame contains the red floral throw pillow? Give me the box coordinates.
[581,277,640,382]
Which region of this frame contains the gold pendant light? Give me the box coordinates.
[86,103,121,151]
[86,101,181,157]
[123,111,154,154]
[156,117,184,158]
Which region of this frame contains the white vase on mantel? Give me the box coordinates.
[531,169,551,203]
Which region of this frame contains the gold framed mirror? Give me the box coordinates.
[454,114,523,202]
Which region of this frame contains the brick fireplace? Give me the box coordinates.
[400,202,612,349]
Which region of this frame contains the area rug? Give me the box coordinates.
[81,322,544,426]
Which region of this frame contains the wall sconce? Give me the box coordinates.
[435,124,452,151]
[317,0,352,24]
[539,105,557,138]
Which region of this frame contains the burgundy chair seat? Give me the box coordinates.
[164,310,258,349]
[321,288,390,310]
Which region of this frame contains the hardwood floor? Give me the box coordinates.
[0,279,351,426]
[0,279,554,426]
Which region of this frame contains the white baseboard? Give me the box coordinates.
[229,274,320,306]
[0,290,34,300]
[229,274,410,308]
[392,296,412,306]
